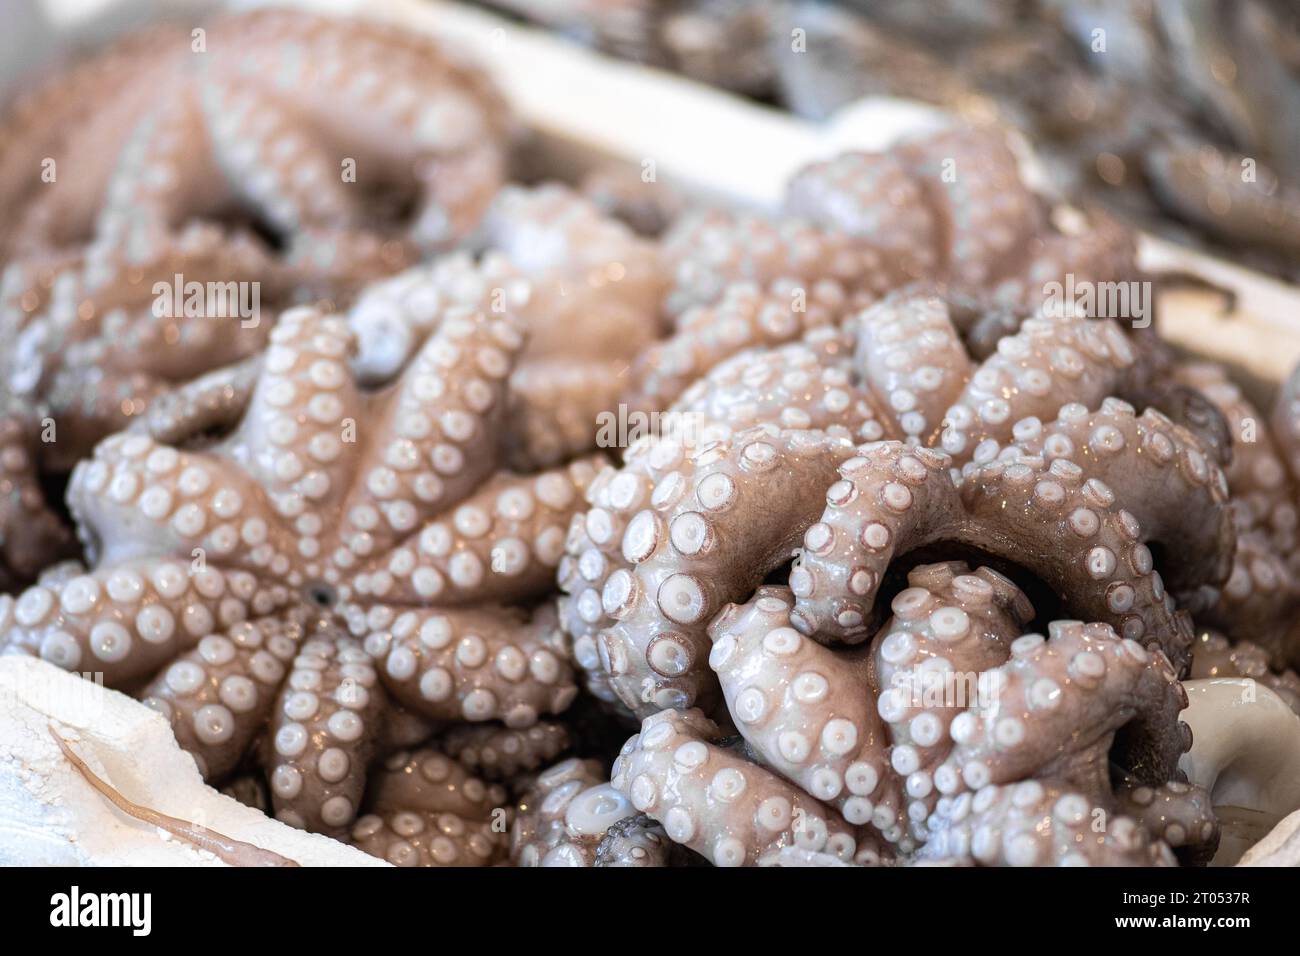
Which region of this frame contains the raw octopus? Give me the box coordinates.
[0,9,510,589]
[0,302,597,853]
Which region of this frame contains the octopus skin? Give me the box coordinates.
[658,209,892,320]
[348,184,665,470]
[784,127,1138,315]
[557,424,859,717]
[1173,363,1300,663]
[613,561,1203,865]
[0,10,509,587]
[510,757,676,867]
[0,410,75,590]
[349,747,511,866]
[622,278,859,415]
[439,720,573,782]
[0,303,598,840]
[788,438,1219,673]
[1190,630,1300,716]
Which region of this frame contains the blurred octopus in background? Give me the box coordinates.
[475,0,1300,281]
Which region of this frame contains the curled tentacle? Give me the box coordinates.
[789,441,1203,669]
[982,399,1235,612]
[611,708,864,866]
[623,278,854,414]
[510,757,669,867]
[558,426,855,717]
[920,782,1177,866]
[1116,779,1220,865]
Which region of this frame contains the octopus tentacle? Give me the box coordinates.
[671,340,886,445]
[559,426,856,716]
[0,413,75,588]
[363,604,576,728]
[0,558,277,685]
[850,291,972,443]
[985,399,1235,608]
[868,564,1033,834]
[67,430,301,578]
[783,149,938,281]
[895,127,1043,289]
[333,307,525,565]
[610,708,863,866]
[937,311,1139,463]
[623,279,854,413]
[140,609,306,780]
[368,747,508,821]
[659,210,889,318]
[440,720,572,781]
[265,631,387,837]
[349,459,599,607]
[789,441,1201,668]
[136,356,264,446]
[921,782,1177,866]
[510,757,664,867]
[1116,779,1220,864]
[781,129,1138,316]
[935,620,1188,802]
[478,183,665,360]
[507,358,626,471]
[349,747,509,867]
[349,809,506,867]
[707,585,904,840]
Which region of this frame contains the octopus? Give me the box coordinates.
[0,302,601,853]
[509,756,683,866]
[347,183,666,472]
[0,9,509,588]
[1171,362,1300,666]
[782,127,1140,315]
[610,562,1211,865]
[552,132,1243,861]
[565,285,1236,722]
[631,127,1145,421]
